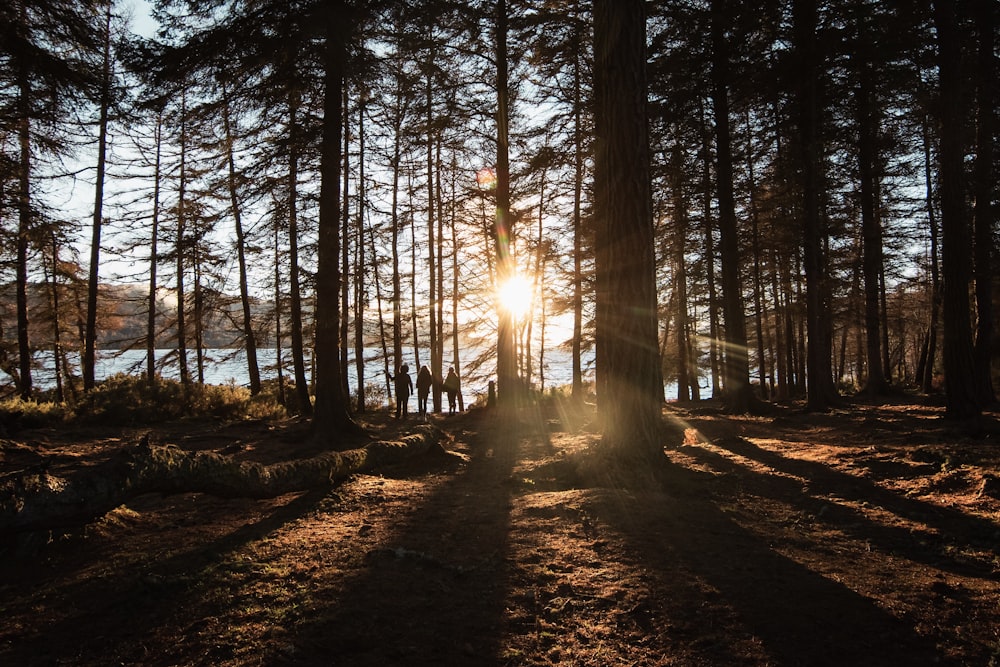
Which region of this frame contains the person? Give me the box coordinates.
[443,366,461,415]
[416,365,433,418]
[387,364,413,419]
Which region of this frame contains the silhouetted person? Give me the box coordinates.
[416,365,433,418]
[388,364,413,419]
[444,366,461,415]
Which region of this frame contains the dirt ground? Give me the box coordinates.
[1,398,999,666]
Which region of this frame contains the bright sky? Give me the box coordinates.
[128,0,157,37]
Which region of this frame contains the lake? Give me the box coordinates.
[13,348,704,402]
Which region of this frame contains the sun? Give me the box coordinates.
[497,273,533,319]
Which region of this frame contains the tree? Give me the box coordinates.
[709,0,753,411]
[592,0,663,457]
[972,0,995,405]
[84,1,115,392]
[793,0,839,410]
[933,0,980,420]
[218,81,262,396]
[494,0,519,407]
[853,0,889,395]
[312,0,359,440]
[5,0,102,400]
[146,109,165,388]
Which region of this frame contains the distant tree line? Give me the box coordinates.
[1,0,995,450]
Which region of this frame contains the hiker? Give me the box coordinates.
[444,367,461,415]
[416,365,433,418]
[387,364,413,419]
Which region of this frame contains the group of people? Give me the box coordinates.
[388,364,462,419]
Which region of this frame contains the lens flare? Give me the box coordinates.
[476,167,497,190]
[498,273,533,319]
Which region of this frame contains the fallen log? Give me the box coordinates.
[1,424,444,536]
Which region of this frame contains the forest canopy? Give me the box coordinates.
[0,0,996,432]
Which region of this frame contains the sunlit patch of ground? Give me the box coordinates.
[1,401,998,665]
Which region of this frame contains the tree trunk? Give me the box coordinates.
[410,187,422,371]
[919,114,941,393]
[450,164,465,412]
[571,31,585,402]
[855,5,888,395]
[222,90,261,396]
[592,0,664,457]
[354,95,367,413]
[193,238,205,385]
[16,33,33,401]
[669,142,691,402]
[699,101,722,399]
[934,0,981,420]
[711,0,752,412]
[973,0,995,405]
[369,220,392,400]
[274,222,286,407]
[1,426,443,537]
[434,141,445,412]
[45,233,65,403]
[391,150,403,387]
[745,112,768,399]
[425,74,439,411]
[495,0,518,407]
[176,90,190,390]
[794,0,838,410]
[571,13,584,403]
[312,0,358,438]
[389,29,405,383]
[770,244,788,400]
[341,86,352,402]
[147,112,163,388]
[287,88,312,415]
[84,3,112,393]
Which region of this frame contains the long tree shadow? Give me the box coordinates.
[578,459,958,666]
[0,487,330,666]
[281,411,522,666]
[684,434,1000,576]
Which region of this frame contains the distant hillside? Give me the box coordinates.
[0,282,274,351]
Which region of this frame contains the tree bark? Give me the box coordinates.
[699,102,722,399]
[495,0,518,407]
[354,95,367,413]
[147,111,163,388]
[287,87,312,415]
[341,86,352,401]
[176,90,191,390]
[745,112,768,399]
[710,0,752,412]
[16,15,33,401]
[794,0,839,410]
[312,0,358,438]
[1,425,443,536]
[669,142,691,402]
[855,4,888,395]
[972,0,995,405]
[425,70,439,411]
[934,0,981,420]
[84,3,112,393]
[917,113,941,393]
[592,0,664,457]
[222,88,262,396]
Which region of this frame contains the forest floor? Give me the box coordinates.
[1,397,999,666]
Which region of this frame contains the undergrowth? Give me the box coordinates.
[1,374,289,428]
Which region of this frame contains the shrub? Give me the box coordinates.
[72,374,284,425]
[0,396,67,429]
[357,382,389,412]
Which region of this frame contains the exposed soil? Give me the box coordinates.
[1,399,999,666]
